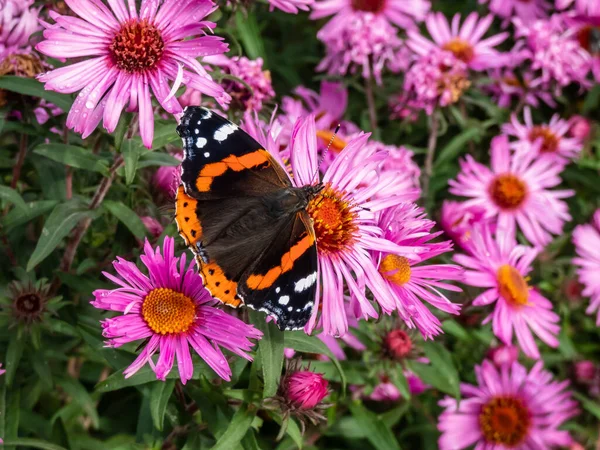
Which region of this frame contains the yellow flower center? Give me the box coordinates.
[528,126,559,153]
[351,0,386,13]
[379,255,411,286]
[110,19,165,73]
[438,73,471,105]
[142,288,196,335]
[489,174,527,210]
[306,185,358,254]
[497,265,529,306]
[316,130,348,153]
[442,38,475,63]
[479,396,531,447]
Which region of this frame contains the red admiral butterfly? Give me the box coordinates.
[175,106,321,331]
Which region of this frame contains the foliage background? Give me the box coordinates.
[0,0,599,449]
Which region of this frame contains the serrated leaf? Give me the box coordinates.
[249,311,284,398]
[210,403,257,450]
[0,186,27,210]
[2,200,57,233]
[0,76,72,111]
[150,380,175,431]
[103,200,148,239]
[5,333,24,386]
[121,139,143,185]
[33,144,109,174]
[348,402,402,450]
[284,331,346,391]
[27,200,95,271]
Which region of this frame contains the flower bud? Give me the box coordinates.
[487,345,519,367]
[286,371,329,409]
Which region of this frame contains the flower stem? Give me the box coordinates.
[422,112,439,200]
[10,133,28,189]
[364,75,378,133]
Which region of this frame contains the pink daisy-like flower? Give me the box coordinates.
[36,0,230,148]
[479,0,550,24]
[406,12,508,71]
[438,360,577,449]
[573,209,600,326]
[449,135,574,248]
[485,66,557,109]
[153,150,182,198]
[502,106,583,163]
[440,200,492,252]
[0,0,40,57]
[454,224,560,358]
[377,204,463,339]
[369,371,426,401]
[311,0,430,31]
[574,17,600,82]
[91,236,262,383]
[556,0,600,15]
[269,0,313,13]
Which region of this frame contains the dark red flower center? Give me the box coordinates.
[489,174,527,210]
[16,293,42,315]
[110,19,165,73]
[442,38,475,63]
[479,396,531,446]
[351,0,386,13]
[528,126,559,153]
[384,329,413,359]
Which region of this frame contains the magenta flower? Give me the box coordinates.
[573,17,600,82]
[269,0,313,13]
[311,0,430,31]
[568,115,592,141]
[502,106,582,164]
[573,210,600,326]
[486,344,519,367]
[140,216,164,239]
[370,371,426,401]
[406,12,508,71]
[449,135,573,248]
[0,0,40,57]
[454,224,560,359]
[0,363,4,377]
[286,370,329,409]
[485,67,557,108]
[479,0,549,24]
[92,236,262,383]
[36,0,230,148]
[377,205,463,339]
[440,200,493,252]
[438,360,577,449]
[556,0,600,15]
[153,151,182,198]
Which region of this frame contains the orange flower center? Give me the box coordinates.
[442,38,475,63]
[489,174,527,210]
[497,265,529,306]
[351,0,386,13]
[528,126,559,153]
[502,76,524,88]
[316,130,348,153]
[142,288,196,335]
[110,19,165,73]
[479,396,531,447]
[307,185,358,254]
[379,255,411,286]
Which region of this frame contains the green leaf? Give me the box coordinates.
[573,392,600,420]
[121,139,144,185]
[249,310,284,398]
[210,403,257,450]
[0,76,72,111]
[103,200,148,239]
[56,377,100,429]
[30,351,53,390]
[434,127,481,168]
[4,389,19,450]
[2,438,68,450]
[133,121,180,150]
[273,415,303,449]
[420,341,460,399]
[348,401,402,450]
[150,380,175,431]
[5,333,24,386]
[33,144,109,174]
[137,151,181,168]
[0,186,27,210]
[284,331,346,391]
[235,10,266,62]
[390,368,410,400]
[27,200,95,271]
[2,200,57,233]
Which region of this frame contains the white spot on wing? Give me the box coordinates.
[195,129,199,134]
[288,306,293,312]
[214,123,238,142]
[294,272,317,293]
[204,152,210,157]
[278,295,290,305]
[196,137,207,148]
[275,287,281,293]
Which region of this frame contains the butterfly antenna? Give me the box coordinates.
[312,123,341,183]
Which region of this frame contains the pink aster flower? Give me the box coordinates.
[0,0,40,57]
[573,209,600,326]
[286,369,329,409]
[311,0,430,31]
[377,204,463,339]
[486,344,519,367]
[573,17,600,82]
[449,135,574,248]
[36,0,230,148]
[406,12,509,71]
[438,360,577,449]
[568,115,592,141]
[454,224,560,358]
[370,371,426,401]
[440,200,492,252]
[556,0,600,15]
[485,66,557,108]
[479,0,549,24]
[269,0,313,13]
[316,12,404,84]
[91,236,262,383]
[502,106,583,163]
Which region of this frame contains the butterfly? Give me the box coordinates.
[174,106,321,331]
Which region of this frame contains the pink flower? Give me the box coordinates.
[568,115,592,141]
[0,363,5,376]
[440,200,492,252]
[449,135,574,248]
[485,67,557,108]
[36,0,230,148]
[438,360,577,449]
[487,344,519,367]
[269,0,313,13]
[454,224,560,359]
[204,55,275,112]
[370,371,426,401]
[140,216,164,238]
[33,100,63,125]
[0,0,40,57]
[401,50,471,115]
[556,0,600,15]
[91,236,262,383]
[574,360,597,384]
[377,204,463,339]
[479,0,550,24]
[573,210,600,326]
[153,151,182,198]
[316,13,404,83]
[574,18,600,82]
[407,12,508,71]
[286,370,329,409]
[502,106,583,163]
[311,0,430,31]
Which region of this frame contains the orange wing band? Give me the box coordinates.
[199,260,243,307]
[195,150,270,192]
[175,185,203,247]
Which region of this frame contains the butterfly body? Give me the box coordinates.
[175,107,320,331]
